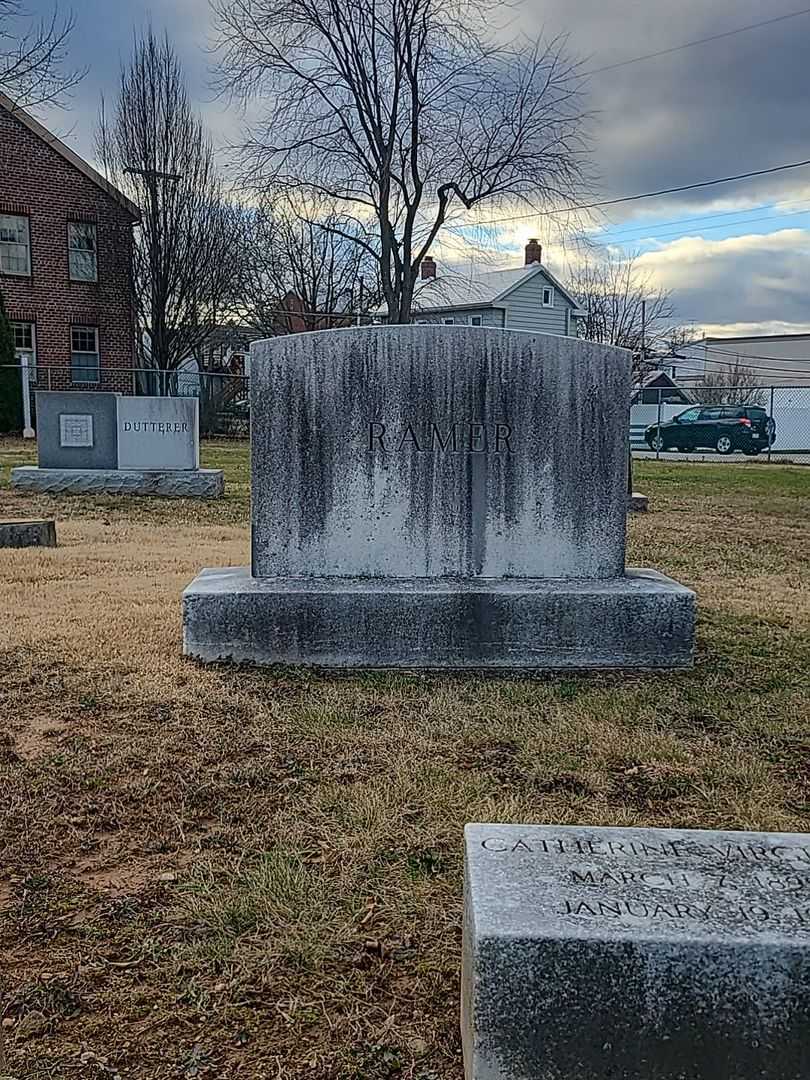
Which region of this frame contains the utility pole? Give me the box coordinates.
[356,276,365,327]
[630,298,648,498]
[641,298,647,371]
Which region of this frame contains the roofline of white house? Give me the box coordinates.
[489,261,583,312]
[0,91,141,221]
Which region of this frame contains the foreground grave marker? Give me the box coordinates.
[184,325,694,667]
[463,823,810,1080]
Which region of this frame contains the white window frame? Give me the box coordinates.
[542,286,555,308]
[11,321,37,383]
[443,317,455,325]
[67,221,98,282]
[70,325,100,384]
[0,213,31,277]
[470,315,483,326]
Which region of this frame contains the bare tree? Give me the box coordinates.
[700,359,766,406]
[236,196,380,334]
[569,249,676,375]
[97,30,242,384]
[212,0,589,323]
[0,0,85,107]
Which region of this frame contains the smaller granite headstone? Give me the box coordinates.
[11,392,222,498]
[116,396,199,470]
[463,823,810,1080]
[37,391,118,471]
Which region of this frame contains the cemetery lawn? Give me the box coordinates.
[1,436,809,1079]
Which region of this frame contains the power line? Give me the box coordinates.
[593,195,810,242]
[699,342,810,366]
[683,355,810,378]
[585,7,810,75]
[600,204,810,245]
[447,158,810,231]
[664,340,810,377]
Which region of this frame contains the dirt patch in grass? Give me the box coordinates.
[1,446,809,1077]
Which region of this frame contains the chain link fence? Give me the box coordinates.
[3,364,810,460]
[632,385,810,462]
[0,364,251,438]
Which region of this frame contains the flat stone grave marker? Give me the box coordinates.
[463,823,810,1080]
[0,519,57,548]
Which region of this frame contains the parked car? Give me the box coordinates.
[645,405,776,455]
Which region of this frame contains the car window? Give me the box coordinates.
[747,407,767,419]
[677,408,701,422]
[725,408,746,418]
[699,408,723,420]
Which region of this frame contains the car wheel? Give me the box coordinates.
[650,432,665,452]
[716,434,734,455]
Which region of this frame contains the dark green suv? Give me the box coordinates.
[645,405,776,455]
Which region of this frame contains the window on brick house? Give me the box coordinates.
[0,214,31,276]
[71,325,100,383]
[11,322,37,383]
[68,222,98,282]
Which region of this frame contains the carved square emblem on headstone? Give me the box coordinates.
[59,413,94,448]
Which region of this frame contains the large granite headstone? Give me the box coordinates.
[11,392,222,498]
[183,325,694,667]
[463,823,810,1080]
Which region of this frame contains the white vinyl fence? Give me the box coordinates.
[631,386,810,458]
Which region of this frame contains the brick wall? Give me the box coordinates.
[0,107,138,394]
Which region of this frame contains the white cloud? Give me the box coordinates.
[635,229,810,334]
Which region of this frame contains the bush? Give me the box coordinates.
[0,289,22,434]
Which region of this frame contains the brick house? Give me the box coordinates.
[0,92,140,394]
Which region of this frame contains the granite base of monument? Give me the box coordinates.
[11,466,224,499]
[183,566,695,669]
[463,823,810,1080]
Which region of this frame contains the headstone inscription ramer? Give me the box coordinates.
[183,325,695,667]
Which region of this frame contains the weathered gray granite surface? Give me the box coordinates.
[116,396,199,470]
[0,519,57,548]
[463,823,810,1080]
[36,391,118,470]
[184,325,695,669]
[251,326,630,580]
[183,566,694,669]
[11,466,223,499]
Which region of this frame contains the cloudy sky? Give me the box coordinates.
[25,0,810,337]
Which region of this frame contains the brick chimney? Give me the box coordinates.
[420,255,437,280]
[524,238,542,265]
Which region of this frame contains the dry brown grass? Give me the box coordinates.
[1,440,809,1078]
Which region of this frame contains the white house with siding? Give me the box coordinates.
[401,240,585,336]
